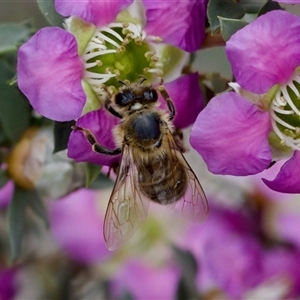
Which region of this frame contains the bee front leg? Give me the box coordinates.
[158,85,175,120]
[72,126,121,155]
[105,99,123,119]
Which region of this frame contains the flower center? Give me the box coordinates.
[270,71,300,151]
[82,22,163,99]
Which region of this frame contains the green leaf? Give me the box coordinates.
[208,0,245,33]
[0,170,9,189]
[0,22,32,55]
[85,162,101,188]
[258,1,283,17]
[53,120,75,153]
[172,246,198,300]
[7,188,49,262]
[239,0,266,14]
[7,187,27,262]
[26,190,49,228]
[117,290,135,300]
[36,0,65,27]
[89,171,114,190]
[218,17,248,42]
[0,60,31,143]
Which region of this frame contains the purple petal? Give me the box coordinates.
[55,0,133,27]
[17,27,85,121]
[158,73,204,128]
[0,181,14,209]
[263,248,300,297]
[143,0,207,52]
[49,189,110,264]
[276,0,300,3]
[0,269,16,300]
[110,259,179,299]
[276,212,300,248]
[226,10,300,94]
[262,150,300,193]
[190,92,272,175]
[68,107,121,166]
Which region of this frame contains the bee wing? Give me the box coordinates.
[167,132,209,223]
[103,144,150,251]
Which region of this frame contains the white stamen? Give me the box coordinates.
[84,71,116,79]
[100,26,124,42]
[288,81,300,97]
[271,105,294,115]
[270,71,300,151]
[84,62,99,69]
[83,49,117,61]
[94,32,120,48]
[125,23,144,39]
[271,119,285,140]
[281,85,300,116]
[145,68,163,76]
[85,76,116,85]
[270,110,296,130]
[273,91,286,107]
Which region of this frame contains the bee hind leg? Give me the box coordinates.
[72,126,121,155]
[157,85,175,120]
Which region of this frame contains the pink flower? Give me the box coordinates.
[49,189,110,264]
[191,10,300,193]
[110,259,180,300]
[17,0,207,122]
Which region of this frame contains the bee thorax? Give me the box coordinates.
[132,112,161,141]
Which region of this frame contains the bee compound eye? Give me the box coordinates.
[143,88,158,102]
[115,91,134,106]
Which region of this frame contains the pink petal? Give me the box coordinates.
[276,0,300,3]
[55,0,133,27]
[190,92,272,175]
[158,73,204,129]
[143,0,207,52]
[68,108,121,166]
[110,260,179,299]
[226,10,300,94]
[49,189,110,264]
[17,27,85,121]
[0,269,16,300]
[262,150,300,193]
[0,181,14,209]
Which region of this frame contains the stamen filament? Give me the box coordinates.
[271,105,294,115]
[281,86,300,116]
[288,81,300,97]
[83,49,117,61]
[85,76,116,85]
[274,91,286,107]
[101,26,124,42]
[97,32,121,48]
[270,111,296,130]
[84,71,116,79]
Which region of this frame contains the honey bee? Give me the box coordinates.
[73,79,208,250]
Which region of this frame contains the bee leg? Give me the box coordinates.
[105,99,123,119]
[158,85,175,120]
[72,126,121,155]
[173,128,186,152]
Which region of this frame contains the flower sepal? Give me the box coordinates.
[65,16,96,55]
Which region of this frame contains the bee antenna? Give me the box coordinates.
[118,80,129,87]
[138,75,147,85]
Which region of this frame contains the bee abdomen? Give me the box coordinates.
[138,158,187,204]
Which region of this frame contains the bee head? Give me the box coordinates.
[114,87,158,109]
